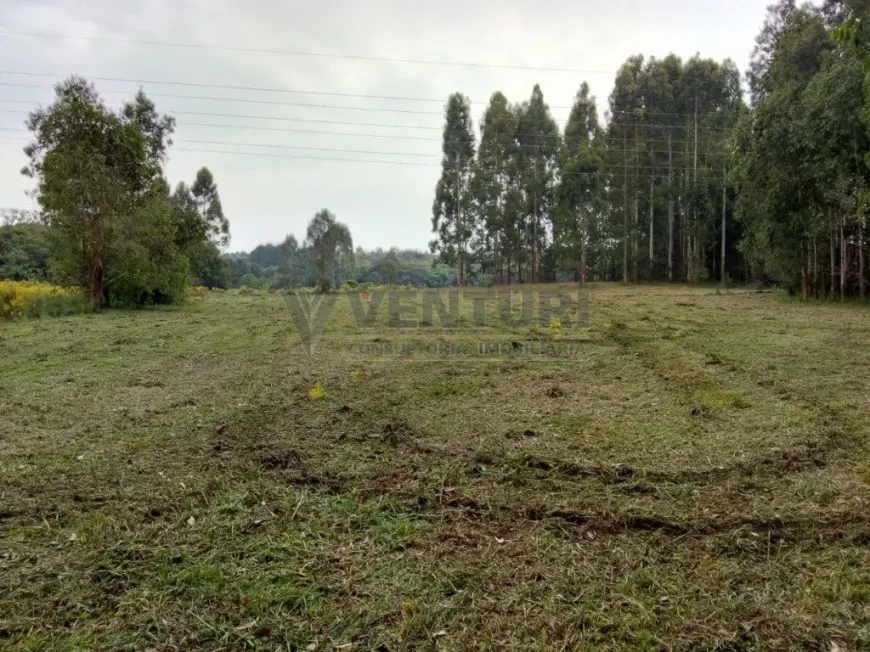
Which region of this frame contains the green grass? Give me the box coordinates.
[2,285,870,650]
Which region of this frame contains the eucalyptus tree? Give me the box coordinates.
[431,93,476,286]
[305,209,354,292]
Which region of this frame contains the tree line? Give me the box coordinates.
[430,0,870,299]
[7,77,230,307]
[229,225,462,290]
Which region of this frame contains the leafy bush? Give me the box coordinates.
[106,196,191,307]
[0,223,51,281]
[240,273,269,290]
[0,280,88,320]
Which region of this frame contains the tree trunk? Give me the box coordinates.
[633,193,639,283]
[623,130,629,284]
[89,257,105,310]
[801,242,810,301]
[860,219,866,303]
[830,217,836,298]
[531,161,540,284]
[532,215,538,284]
[684,234,694,283]
[841,213,848,302]
[692,92,699,286]
[649,178,654,281]
[721,168,727,285]
[667,131,674,281]
[682,122,690,282]
[493,233,502,285]
[457,169,465,287]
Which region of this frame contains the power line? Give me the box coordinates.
[0,133,731,179]
[0,32,613,75]
[164,149,729,180]
[173,147,436,166]
[0,83,444,117]
[0,102,443,123]
[0,79,449,106]
[0,104,734,145]
[0,101,440,131]
[0,114,439,141]
[0,133,434,167]
[0,116,736,160]
[177,138,439,158]
[169,146,731,179]
[0,84,444,127]
[0,73,741,119]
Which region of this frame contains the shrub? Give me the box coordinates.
[0,280,88,320]
[240,273,269,291]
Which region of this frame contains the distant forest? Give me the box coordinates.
[227,241,462,289]
[429,0,870,299]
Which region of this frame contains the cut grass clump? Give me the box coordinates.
[697,388,751,410]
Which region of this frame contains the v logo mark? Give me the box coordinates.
[282,291,339,355]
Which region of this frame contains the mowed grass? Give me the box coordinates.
[1,285,870,651]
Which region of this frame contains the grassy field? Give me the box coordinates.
[1,284,870,651]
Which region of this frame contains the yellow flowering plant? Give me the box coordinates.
[0,281,88,320]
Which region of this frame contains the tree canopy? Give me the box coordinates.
[422,4,867,298]
[14,77,231,306]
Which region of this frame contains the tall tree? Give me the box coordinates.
[471,92,518,284]
[608,56,645,283]
[191,167,230,247]
[431,93,476,286]
[734,0,847,297]
[556,82,602,283]
[516,85,561,283]
[21,76,176,307]
[305,209,354,291]
[277,234,306,288]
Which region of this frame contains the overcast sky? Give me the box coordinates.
[0,0,773,253]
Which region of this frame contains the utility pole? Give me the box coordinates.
[668,130,674,282]
[692,91,699,285]
[456,163,464,287]
[633,121,638,284]
[533,154,539,284]
[649,177,654,280]
[721,166,727,285]
[623,126,629,284]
